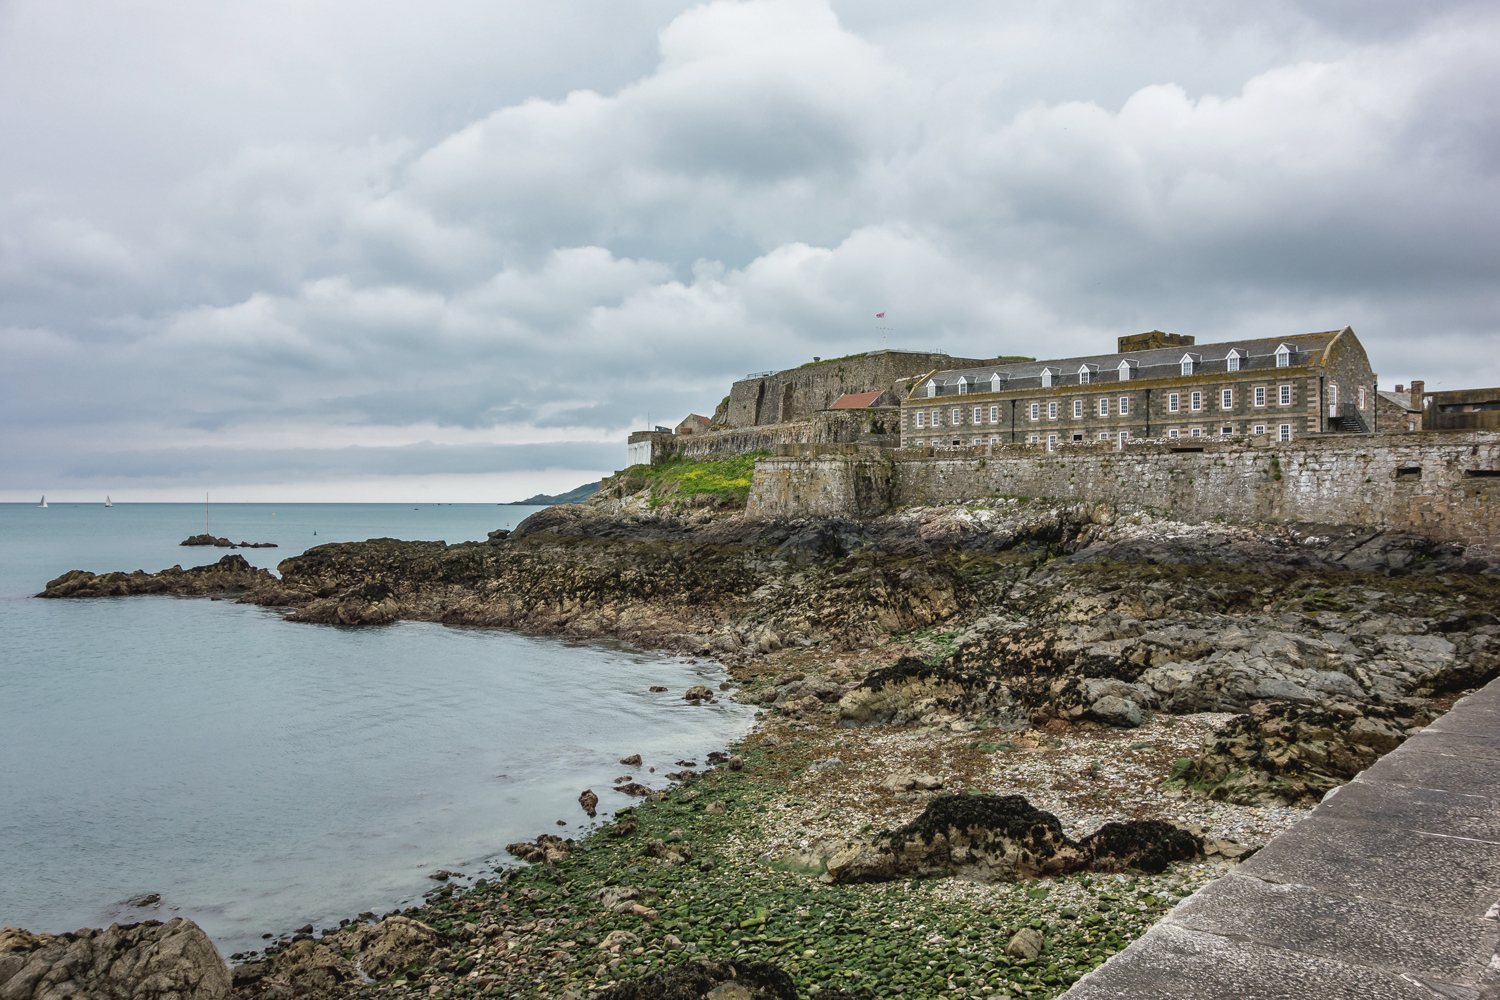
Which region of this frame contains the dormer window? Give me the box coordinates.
[989,373,1005,392]
[1179,353,1201,376]
[1077,364,1097,385]
[1275,344,1292,367]
[925,379,937,398]
[1040,367,1059,388]
[1117,360,1136,381]
[1226,349,1242,372]
[956,376,969,394]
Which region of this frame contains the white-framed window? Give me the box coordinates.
[1041,369,1054,387]
[1079,368,1091,385]
[1190,391,1203,411]
[1254,386,1267,407]
[973,406,983,423]
[990,405,999,422]
[1098,397,1109,416]
[1118,360,1134,380]
[1168,428,1180,438]
[915,411,925,427]
[1181,354,1196,376]
[956,377,968,394]
[1221,425,1234,435]
[1191,427,1202,437]
[1030,402,1040,420]
[1279,423,1292,441]
[1047,433,1057,452]
[931,409,940,425]
[1098,432,1110,440]
[926,380,937,398]
[1168,392,1180,413]
[1029,434,1039,443]
[1275,345,1291,367]
[990,374,1005,392]
[1279,385,1292,406]
[1328,384,1339,411]
[1220,388,1233,409]
[1073,399,1084,418]
[1254,424,1266,435]
[1358,387,1367,410]
[990,436,999,445]
[952,408,962,424]
[1118,430,1129,443]
[1048,401,1059,419]
[1119,396,1130,415]
[1226,350,1241,372]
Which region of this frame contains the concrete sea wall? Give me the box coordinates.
[745,431,1500,552]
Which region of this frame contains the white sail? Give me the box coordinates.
[105,496,112,507]
[39,495,47,507]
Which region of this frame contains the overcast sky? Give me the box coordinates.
[3,0,1497,501]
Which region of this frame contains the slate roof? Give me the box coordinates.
[911,330,1346,398]
[1376,391,1422,412]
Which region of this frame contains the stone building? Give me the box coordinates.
[898,327,1381,450]
[715,349,1029,429]
[1377,383,1425,433]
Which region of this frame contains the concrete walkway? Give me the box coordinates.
[1062,680,1500,1000]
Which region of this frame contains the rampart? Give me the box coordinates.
[720,350,1005,428]
[745,431,1500,552]
[664,409,901,461]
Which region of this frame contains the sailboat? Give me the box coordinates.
[105,496,113,507]
[38,495,47,507]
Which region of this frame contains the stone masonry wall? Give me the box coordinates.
[669,409,901,460]
[745,431,1500,552]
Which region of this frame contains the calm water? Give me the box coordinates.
[0,503,752,953]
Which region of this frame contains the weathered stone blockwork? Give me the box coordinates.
[722,350,1009,428]
[670,409,900,461]
[746,432,1500,552]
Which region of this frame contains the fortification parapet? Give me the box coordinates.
[746,431,1500,553]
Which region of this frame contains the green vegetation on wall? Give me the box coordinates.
[630,452,772,509]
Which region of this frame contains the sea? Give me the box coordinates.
[0,502,753,955]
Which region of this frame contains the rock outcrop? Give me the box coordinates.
[600,960,797,1000]
[42,497,1500,804]
[822,794,1201,884]
[0,919,229,1000]
[1170,700,1423,805]
[38,555,274,598]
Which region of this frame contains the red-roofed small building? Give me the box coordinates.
[675,413,712,435]
[830,390,891,409]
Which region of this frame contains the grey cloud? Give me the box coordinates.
[2,0,1499,499]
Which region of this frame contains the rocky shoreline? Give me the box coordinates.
[18,479,1500,999]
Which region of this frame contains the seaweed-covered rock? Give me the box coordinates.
[837,657,1025,728]
[600,960,796,1000]
[823,794,1200,884]
[0,918,229,1000]
[38,555,273,598]
[1173,701,1426,805]
[1078,820,1201,874]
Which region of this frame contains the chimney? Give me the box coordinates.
[1410,380,1424,407]
[1394,384,1404,393]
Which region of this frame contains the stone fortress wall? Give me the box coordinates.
[744,431,1500,553]
[718,349,1014,429]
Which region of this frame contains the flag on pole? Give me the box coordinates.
[875,312,885,318]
